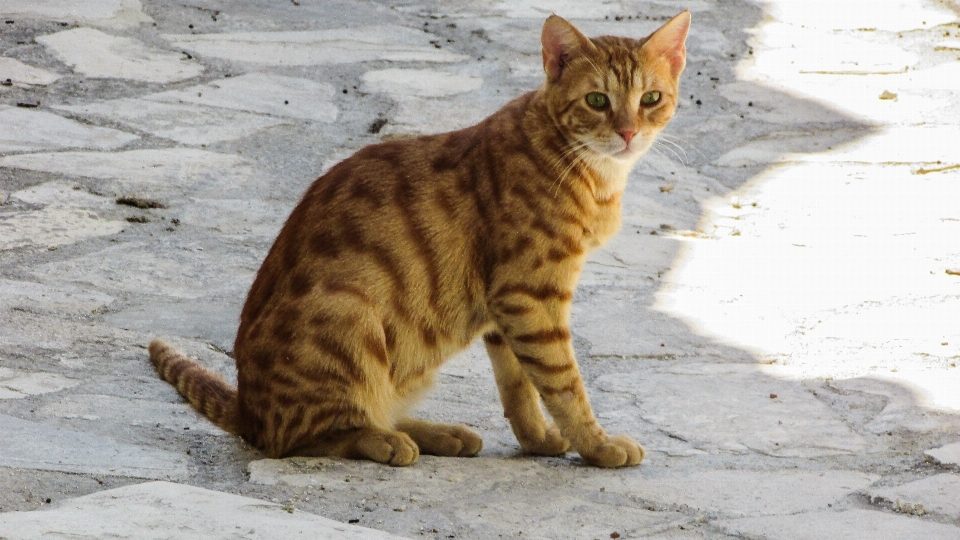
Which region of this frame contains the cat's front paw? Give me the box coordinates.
[419,423,484,457]
[355,430,420,466]
[518,424,571,456]
[579,434,645,468]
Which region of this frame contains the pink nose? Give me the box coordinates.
[619,129,637,145]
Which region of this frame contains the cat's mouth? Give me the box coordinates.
[610,136,654,161]
[582,135,651,162]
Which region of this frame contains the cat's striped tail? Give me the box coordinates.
[148,339,240,435]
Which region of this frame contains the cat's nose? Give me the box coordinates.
[618,129,637,145]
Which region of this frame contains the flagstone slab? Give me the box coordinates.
[165,25,468,66]
[177,197,287,238]
[0,368,79,400]
[0,481,407,539]
[1,180,125,250]
[360,68,482,98]
[0,148,250,198]
[105,299,242,354]
[760,0,957,32]
[248,456,689,539]
[145,73,338,122]
[926,442,960,466]
[0,278,115,314]
[830,371,960,434]
[11,180,112,209]
[730,63,960,126]
[56,98,285,145]
[0,105,138,154]
[0,57,62,87]
[573,284,725,359]
[868,474,960,520]
[495,0,622,20]
[715,126,960,168]
[40,394,228,435]
[748,23,919,77]
[31,243,255,300]
[0,207,125,250]
[0,413,189,480]
[635,469,877,517]
[715,509,960,540]
[595,363,869,457]
[383,93,498,135]
[0,0,152,28]
[37,27,201,83]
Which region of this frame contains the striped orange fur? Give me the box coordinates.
[150,11,690,467]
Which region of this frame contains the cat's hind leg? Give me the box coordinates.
[483,331,571,456]
[288,427,420,466]
[396,418,483,457]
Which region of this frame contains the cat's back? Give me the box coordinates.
[308,91,536,208]
[268,91,541,275]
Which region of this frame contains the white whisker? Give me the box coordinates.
[550,141,590,198]
[655,137,688,160]
[653,141,686,165]
[647,145,682,177]
[658,133,705,161]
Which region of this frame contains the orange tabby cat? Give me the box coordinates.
[150,11,690,467]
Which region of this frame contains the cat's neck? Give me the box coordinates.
[588,155,636,201]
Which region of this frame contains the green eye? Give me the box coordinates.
[641,91,661,106]
[585,92,609,109]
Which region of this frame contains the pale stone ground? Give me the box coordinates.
[0,0,958,538]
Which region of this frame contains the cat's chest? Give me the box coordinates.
[581,196,623,249]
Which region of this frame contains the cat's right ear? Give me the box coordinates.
[541,15,595,82]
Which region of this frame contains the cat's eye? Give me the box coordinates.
[641,91,661,106]
[585,92,609,109]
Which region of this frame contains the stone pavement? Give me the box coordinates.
[0,0,958,538]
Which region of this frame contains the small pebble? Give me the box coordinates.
[770,393,778,399]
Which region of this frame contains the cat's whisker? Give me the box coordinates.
[655,137,689,160]
[548,140,588,173]
[647,145,684,178]
[658,133,705,161]
[553,154,585,198]
[652,141,686,166]
[550,141,590,197]
[552,154,580,198]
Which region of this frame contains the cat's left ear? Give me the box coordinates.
[541,15,596,82]
[642,10,691,78]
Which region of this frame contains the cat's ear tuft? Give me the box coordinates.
[643,10,691,78]
[541,15,594,82]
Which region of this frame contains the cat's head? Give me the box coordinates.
[540,11,690,166]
